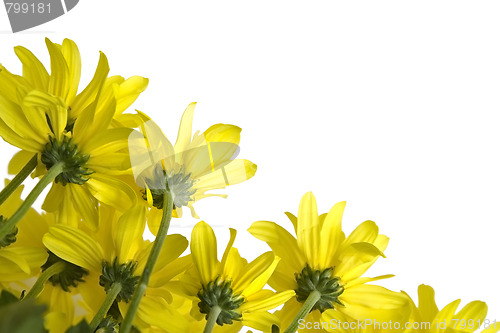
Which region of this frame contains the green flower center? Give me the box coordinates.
[100,258,140,303]
[0,216,17,248]
[41,252,89,292]
[295,264,344,312]
[142,165,196,209]
[198,277,244,326]
[41,136,93,185]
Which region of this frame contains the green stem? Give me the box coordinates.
[0,162,64,241]
[24,261,66,299]
[0,155,37,206]
[89,282,122,331]
[284,290,322,333]
[120,190,173,333]
[203,306,222,333]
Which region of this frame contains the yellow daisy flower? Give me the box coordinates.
[248,192,410,332]
[0,38,147,231]
[0,181,47,285]
[403,285,499,333]
[0,182,89,333]
[176,221,295,333]
[42,205,190,332]
[1,38,148,175]
[128,103,257,234]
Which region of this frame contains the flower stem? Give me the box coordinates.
[89,282,122,332]
[24,261,66,299]
[0,154,37,206]
[0,161,64,241]
[120,190,173,333]
[284,290,321,333]
[203,305,222,333]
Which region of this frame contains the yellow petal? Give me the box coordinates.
[340,220,379,251]
[134,295,189,333]
[0,65,29,103]
[71,51,109,116]
[0,247,31,274]
[195,159,257,189]
[453,301,488,332]
[86,174,136,211]
[149,255,192,288]
[114,205,146,263]
[23,89,67,141]
[319,201,346,268]
[43,224,104,272]
[234,252,278,296]
[69,184,99,230]
[113,76,149,115]
[150,234,188,274]
[248,221,305,275]
[296,192,321,268]
[0,94,41,142]
[204,123,241,145]
[418,284,439,324]
[220,228,237,269]
[191,221,219,284]
[8,150,35,175]
[240,290,295,313]
[82,127,133,156]
[14,46,49,91]
[222,247,244,282]
[174,102,197,152]
[61,38,81,104]
[242,312,280,333]
[284,212,298,234]
[46,38,70,102]
[431,299,461,333]
[0,117,42,151]
[340,284,411,323]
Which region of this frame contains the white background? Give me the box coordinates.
[1,0,499,326]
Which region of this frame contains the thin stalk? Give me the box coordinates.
[284,290,322,333]
[0,155,37,206]
[89,282,122,331]
[120,190,173,333]
[203,306,222,333]
[24,261,66,299]
[0,162,64,241]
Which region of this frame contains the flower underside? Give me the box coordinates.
[42,251,89,292]
[197,277,244,326]
[295,264,344,313]
[41,136,93,185]
[100,258,140,303]
[142,165,196,209]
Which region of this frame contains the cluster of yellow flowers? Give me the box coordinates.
[0,39,497,333]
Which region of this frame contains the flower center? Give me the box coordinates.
[198,277,244,326]
[142,165,196,209]
[295,264,344,312]
[41,136,93,185]
[0,216,17,248]
[99,258,140,303]
[41,251,89,292]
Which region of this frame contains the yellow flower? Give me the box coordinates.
[0,181,48,284]
[248,192,410,331]
[176,221,295,332]
[0,181,88,333]
[128,103,257,234]
[0,38,148,229]
[403,285,499,333]
[42,205,190,332]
